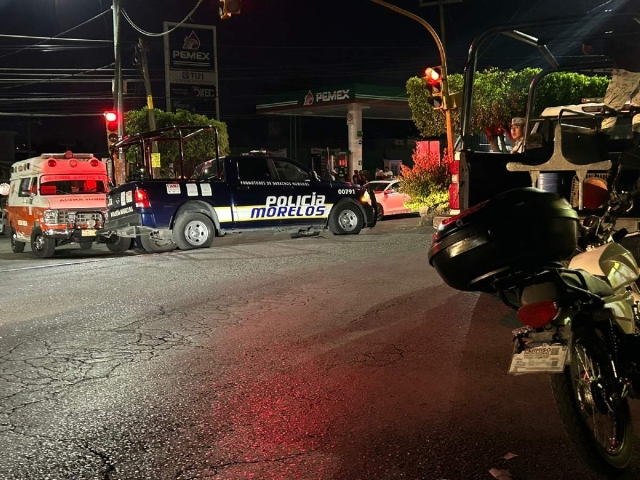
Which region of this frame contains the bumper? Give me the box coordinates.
[104,212,156,238]
[43,227,101,241]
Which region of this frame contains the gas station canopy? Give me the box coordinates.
[256,84,412,120]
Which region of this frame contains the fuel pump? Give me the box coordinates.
[334,152,349,180]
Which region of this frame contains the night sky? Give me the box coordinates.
[0,0,610,155]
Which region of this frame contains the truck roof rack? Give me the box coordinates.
[460,13,631,150]
[110,125,219,182]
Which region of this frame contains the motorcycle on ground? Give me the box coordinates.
[428,186,640,475]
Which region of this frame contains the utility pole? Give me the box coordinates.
[419,0,462,53]
[112,0,125,184]
[138,38,160,178]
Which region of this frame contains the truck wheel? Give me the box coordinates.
[79,242,92,250]
[10,227,25,253]
[106,236,132,254]
[329,203,363,235]
[31,228,56,258]
[174,213,214,250]
[139,233,177,254]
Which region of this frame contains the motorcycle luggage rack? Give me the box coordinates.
[493,267,605,311]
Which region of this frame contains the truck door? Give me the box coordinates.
[232,156,281,227]
[271,157,327,227]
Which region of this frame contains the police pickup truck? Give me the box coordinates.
[103,126,376,253]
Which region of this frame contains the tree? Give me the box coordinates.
[124,108,230,177]
[407,68,609,152]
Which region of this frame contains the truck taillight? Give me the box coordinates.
[134,189,150,208]
[448,159,460,213]
[90,159,99,167]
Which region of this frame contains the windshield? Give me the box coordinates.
[40,180,106,195]
[367,182,390,192]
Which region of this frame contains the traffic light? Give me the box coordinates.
[424,67,443,110]
[104,111,120,150]
[219,0,241,19]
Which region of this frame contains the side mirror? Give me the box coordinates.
[0,183,9,196]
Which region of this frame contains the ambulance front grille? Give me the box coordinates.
[58,211,105,225]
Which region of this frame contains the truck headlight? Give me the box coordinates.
[44,210,59,225]
[360,190,371,205]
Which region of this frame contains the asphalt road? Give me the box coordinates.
[1,216,640,480]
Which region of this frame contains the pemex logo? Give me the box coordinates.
[182,31,201,50]
[303,90,314,106]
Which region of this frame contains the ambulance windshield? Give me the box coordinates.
[40,179,107,195]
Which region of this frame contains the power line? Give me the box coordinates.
[0,62,115,90]
[121,0,204,38]
[0,8,112,62]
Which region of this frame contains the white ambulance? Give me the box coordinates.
[3,151,130,257]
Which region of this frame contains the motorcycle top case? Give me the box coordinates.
[428,188,579,292]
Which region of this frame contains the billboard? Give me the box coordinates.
[163,22,219,119]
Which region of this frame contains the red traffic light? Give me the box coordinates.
[424,67,441,85]
[104,111,117,123]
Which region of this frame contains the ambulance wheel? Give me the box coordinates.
[174,213,214,250]
[106,236,133,254]
[139,233,177,254]
[31,228,56,258]
[79,242,92,250]
[10,227,25,253]
[329,203,363,235]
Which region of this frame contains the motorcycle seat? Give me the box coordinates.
[561,269,614,297]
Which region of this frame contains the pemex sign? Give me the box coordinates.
[163,22,219,118]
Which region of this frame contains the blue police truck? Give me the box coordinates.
[103,126,376,253]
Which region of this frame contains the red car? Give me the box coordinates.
[366,180,417,220]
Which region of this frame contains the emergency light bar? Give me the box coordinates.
[41,152,94,160]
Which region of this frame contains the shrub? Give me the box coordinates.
[399,145,451,214]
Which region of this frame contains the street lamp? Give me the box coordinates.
[370,0,455,158]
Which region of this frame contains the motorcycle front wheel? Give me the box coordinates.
[551,326,633,475]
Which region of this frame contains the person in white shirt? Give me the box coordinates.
[382,167,394,178]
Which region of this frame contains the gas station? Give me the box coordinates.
[256,84,413,180]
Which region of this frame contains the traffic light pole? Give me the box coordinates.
[370,0,454,158]
[112,0,125,184]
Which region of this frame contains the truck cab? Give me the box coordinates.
[3,151,128,257]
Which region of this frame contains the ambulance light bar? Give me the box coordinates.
[41,152,94,160]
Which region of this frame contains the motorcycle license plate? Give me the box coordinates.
[81,229,96,237]
[508,331,571,375]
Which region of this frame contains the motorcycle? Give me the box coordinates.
[428,186,640,475]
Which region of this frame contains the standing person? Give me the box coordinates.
[382,166,393,179]
[510,117,525,154]
[351,170,360,185]
[375,168,384,180]
[581,0,640,139]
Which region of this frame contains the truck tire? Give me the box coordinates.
[106,236,132,254]
[79,242,92,250]
[10,226,25,253]
[139,233,177,254]
[31,227,56,258]
[173,212,214,250]
[329,203,363,235]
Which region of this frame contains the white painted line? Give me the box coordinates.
[0,258,109,273]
